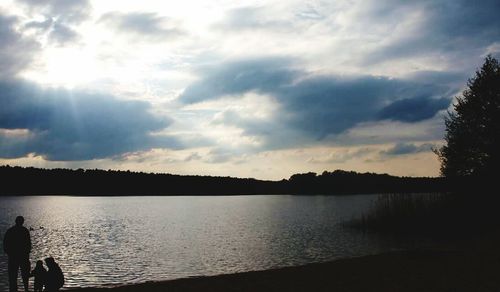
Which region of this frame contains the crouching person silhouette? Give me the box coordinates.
[31,260,47,292]
[3,216,31,292]
[44,257,64,292]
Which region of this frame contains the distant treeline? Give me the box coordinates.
[0,165,457,196]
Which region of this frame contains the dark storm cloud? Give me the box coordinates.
[99,12,183,40]
[181,58,298,103]
[0,80,180,160]
[426,0,500,40]
[180,58,452,147]
[378,96,450,122]
[362,0,500,65]
[277,77,448,138]
[382,142,435,156]
[0,13,40,79]
[404,70,468,87]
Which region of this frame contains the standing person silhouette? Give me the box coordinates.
[3,216,32,292]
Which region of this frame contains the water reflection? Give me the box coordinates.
[1,195,405,290]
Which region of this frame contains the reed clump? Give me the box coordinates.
[347,192,500,237]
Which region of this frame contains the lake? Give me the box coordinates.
[0,195,421,290]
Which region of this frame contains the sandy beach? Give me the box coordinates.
[67,237,500,292]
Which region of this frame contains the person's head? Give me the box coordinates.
[36,260,44,268]
[45,257,55,268]
[15,216,24,226]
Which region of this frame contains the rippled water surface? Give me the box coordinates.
[1,195,409,290]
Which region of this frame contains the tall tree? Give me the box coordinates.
[436,55,500,177]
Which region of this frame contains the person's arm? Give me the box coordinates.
[27,229,32,254]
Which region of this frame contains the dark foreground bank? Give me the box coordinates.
[67,238,500,292]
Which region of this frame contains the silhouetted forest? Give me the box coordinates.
[0,165,459,196]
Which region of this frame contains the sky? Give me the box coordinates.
[1,0,499,180]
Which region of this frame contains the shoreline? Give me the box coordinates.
[66,244,500,292]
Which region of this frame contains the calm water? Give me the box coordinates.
[0,195,417,290]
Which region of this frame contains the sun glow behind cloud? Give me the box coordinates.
[29,47,97,87]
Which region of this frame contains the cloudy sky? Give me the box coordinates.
[1,0,499,180]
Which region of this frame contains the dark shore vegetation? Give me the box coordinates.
[346,190,500,238]
[0,165,450,196]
